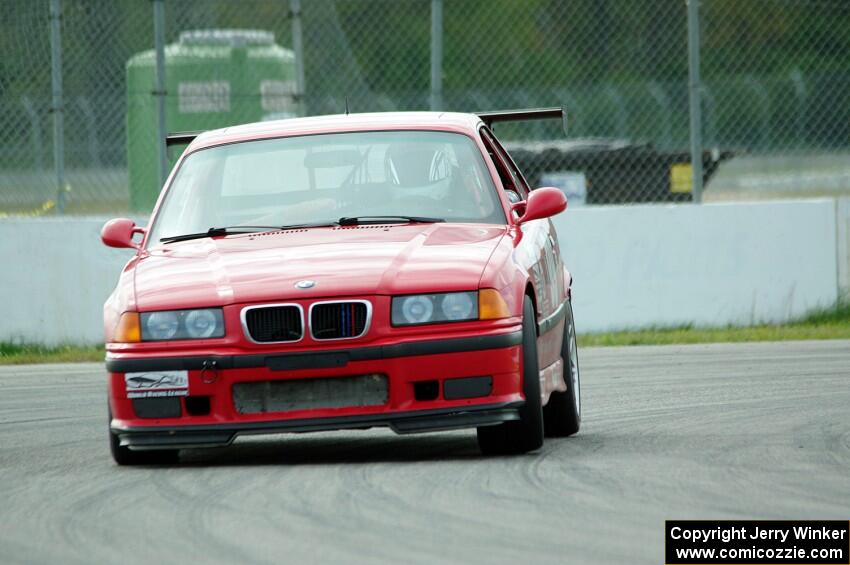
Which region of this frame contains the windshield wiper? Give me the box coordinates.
[338,215,445,226]
[160,226,281,244]
[275,221,341,230]
[160,222,341,244]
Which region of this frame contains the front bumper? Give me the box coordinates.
[112,402,522,450]
[108,331,524,450]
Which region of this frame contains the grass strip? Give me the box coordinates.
[0,343,104,365]
[579,301,850,346]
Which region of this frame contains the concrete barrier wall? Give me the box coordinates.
[838,197,850,298]
[551,199,840,332]
[0,199,845,345]
[0,217,142,346]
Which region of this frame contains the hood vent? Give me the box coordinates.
[332,225,395,230]
[249,229,309,238]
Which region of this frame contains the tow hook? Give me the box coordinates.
[200,360,219,384]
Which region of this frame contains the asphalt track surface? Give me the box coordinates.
[1,340,848,565]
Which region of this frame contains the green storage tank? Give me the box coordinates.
[127,29,297,212]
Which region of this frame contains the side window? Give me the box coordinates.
[480,127,528,201]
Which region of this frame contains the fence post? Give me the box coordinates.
[687,0,703,203]
[290,0,306,115]
[430,0,443,111]
[21,97,46,171]
[49,0,65,214]
[790,70,807,149]
[153,0,168,189]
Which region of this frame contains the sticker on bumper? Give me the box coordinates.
[125,370,189,399]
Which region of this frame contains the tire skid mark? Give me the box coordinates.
[3,342,850,564]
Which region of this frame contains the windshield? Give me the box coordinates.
[147,130,505,245]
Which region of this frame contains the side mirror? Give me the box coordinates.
[514,187,567,224]
[101,218,144,249]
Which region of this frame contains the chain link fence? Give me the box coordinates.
[1,0,849,214]
[700,0,850,201]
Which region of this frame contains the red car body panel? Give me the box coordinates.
[104,112,571,450]
[109,346,525,431]
[132,223,508,311]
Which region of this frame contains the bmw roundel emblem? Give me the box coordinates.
[295,280,316,289]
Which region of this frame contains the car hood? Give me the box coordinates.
[133,223,508,310]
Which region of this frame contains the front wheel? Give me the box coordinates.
[543,300,581,437]
[477,296,545,455]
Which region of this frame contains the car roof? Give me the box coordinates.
[188,111,486,153]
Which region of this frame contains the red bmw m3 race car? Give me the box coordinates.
[101,108,581,465]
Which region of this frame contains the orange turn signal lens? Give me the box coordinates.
[479,289,511,320]
[114,312,141,343]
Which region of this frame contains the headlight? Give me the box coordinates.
[400,295,434,324]
[140,309,225,341]
[392,292,478,326]
[185,309,219,338]
[441,292,475,320]
[143,311,179,340]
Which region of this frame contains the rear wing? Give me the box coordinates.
[476,107,566,133]
[165,108,566,146]
[165,131,203,147]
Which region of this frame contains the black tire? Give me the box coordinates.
[109,407,179,466]
[543,300,581,437]
[477,296,545,455]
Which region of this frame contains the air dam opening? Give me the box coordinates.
[233,374,388,414]
[443,376,493,400]
[414,380,439,401]
[132,397,181,419]
[185,396,211,416]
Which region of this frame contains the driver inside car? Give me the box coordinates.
[382,142,491,219]
[385,143,450,197]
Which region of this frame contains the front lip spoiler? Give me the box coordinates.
[112,401,523,450]
[105,330,522,373]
